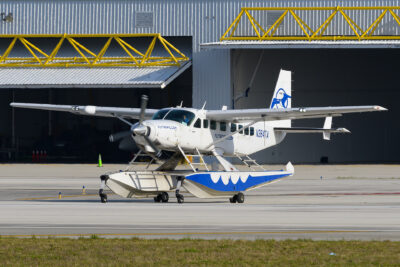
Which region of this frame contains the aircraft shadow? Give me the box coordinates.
[28,199,228,204]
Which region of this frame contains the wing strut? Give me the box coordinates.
[212,149,238,172]
[114,114,134,127]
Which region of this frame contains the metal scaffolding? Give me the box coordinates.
[0,33,189,67]
[221,6,400,41]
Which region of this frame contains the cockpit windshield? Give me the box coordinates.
[151,109,196,126]
[152,109,170,120]
[164,110,195,126]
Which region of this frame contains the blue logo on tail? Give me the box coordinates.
[270,88,291,109]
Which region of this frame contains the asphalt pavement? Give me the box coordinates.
[0,163,399,240]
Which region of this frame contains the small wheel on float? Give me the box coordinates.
[154,194,162,202]
[177,194,184,204]
[99,189,107,203]
[161,192,169,203]
[236,192,245,203]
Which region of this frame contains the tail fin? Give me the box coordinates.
[270,69,291,128]
[270,69,292,109]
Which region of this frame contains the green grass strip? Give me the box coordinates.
[0,237,399,266]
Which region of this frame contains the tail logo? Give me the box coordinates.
[270,88,291,109]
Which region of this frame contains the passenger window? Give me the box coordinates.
[238,125,243,134]
[220,122,226,131]
[250,127,254,136]
[203,119,209,128]
[194,119,201,128]
[231,123,237,132]
[210,120,216,130]
[244,127,249,135]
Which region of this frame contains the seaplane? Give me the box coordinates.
[10,70,387,204]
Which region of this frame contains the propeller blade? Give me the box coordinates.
[144,135,162,158]
[139,95,148,124]
[109,131,132,143]
[118,136,139,152]
[132,95,160,157]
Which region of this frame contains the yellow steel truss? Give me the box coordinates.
[221,6,400,41]
[0,33,189,67]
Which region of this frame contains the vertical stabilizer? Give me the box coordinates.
[270,69,292,109]
[269,69,292,128]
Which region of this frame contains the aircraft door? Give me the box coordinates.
[189,118,203,149]
[216,121,234,155]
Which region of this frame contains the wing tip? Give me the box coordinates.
[10,102,24,108]
[338,128,351,133]
[374,106,388,111]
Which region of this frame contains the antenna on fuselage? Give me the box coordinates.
[201,101,207,110]
[178,101,183,108]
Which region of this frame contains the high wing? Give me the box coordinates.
[10,102,158,120]
[205,106,387,122]
[274,127,350,134]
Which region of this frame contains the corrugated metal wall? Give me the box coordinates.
[0,0,399,108]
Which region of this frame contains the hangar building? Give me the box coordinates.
[0,1,399,163]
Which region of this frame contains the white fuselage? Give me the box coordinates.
[133,108,286,157]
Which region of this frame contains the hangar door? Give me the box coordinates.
[0,35,192,163]
[231,48,398,164]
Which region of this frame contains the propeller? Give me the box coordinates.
[109,95,162,157]
[135,95,162,157]
[109,130,139,152]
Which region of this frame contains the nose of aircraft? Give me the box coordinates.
[132,125,148,136]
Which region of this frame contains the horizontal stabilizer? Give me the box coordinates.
[323,131,331,141]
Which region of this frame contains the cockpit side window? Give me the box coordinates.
[152,109,170,120]
[164,110,196,126]
[194,118,201,128]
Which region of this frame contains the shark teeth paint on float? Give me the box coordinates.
[183,162,294,198]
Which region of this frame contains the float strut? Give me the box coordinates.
[175,177,184,204]
[99,175,108,203]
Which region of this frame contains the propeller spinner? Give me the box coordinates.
[109,95,162,157]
